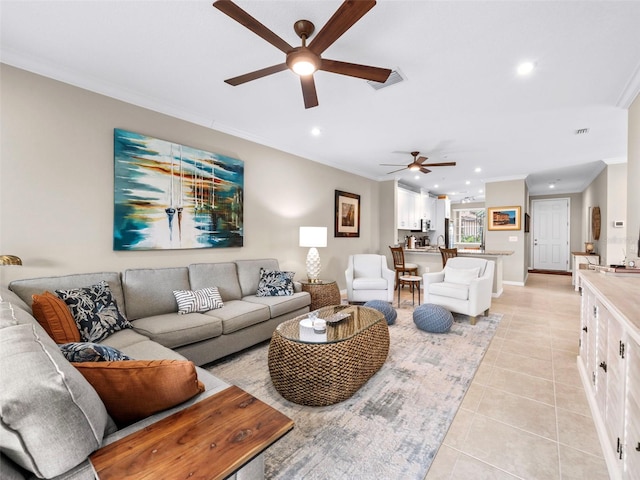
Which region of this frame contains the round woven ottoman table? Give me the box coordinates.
[268,305,390,406]
[413,303,454,333]
[363,300,397,325]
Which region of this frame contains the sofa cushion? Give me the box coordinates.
[9,272,125,314]
[235,259,281,297]
[188,262,242,301]
[74,360,205,426]
[174,287,223,314]
[202,299,270,334]
[31,291,81,344]
[243,292,311,318]
[0,323,108,479]
[122,267,190,320]
[131,312,223,349]
[56,281,132,343]
[428,282,470,301]
[443,266,481,285]
[60,342,132,362]
[101,330,187,362]
[256,268,295,296]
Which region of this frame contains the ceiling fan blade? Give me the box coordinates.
[308,0,376,55]
[417,156,428,164]
[224,63,288,86]
[300,75,319,109]
[420,167,432,174]
[213,0,293,54]
[421,162,457,167]
[386,167,408,174]
[320,59,391,82]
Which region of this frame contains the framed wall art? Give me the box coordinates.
[487,206,521,231]
[113,129,244,250]
[334,190,360,237]
[524,213,530,233]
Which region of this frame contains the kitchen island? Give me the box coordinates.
[403,247,514,297]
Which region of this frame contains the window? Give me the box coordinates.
[453,208,485,246]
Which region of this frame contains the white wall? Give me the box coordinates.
[0,65,382,289]
[628,95,640,263]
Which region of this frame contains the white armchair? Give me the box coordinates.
[345,254,395,304]
[422,257,495,325]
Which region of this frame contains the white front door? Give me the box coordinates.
[532,198,570,271]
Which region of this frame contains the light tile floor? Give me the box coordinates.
[422,273,610,480]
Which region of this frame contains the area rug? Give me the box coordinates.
[208,306,501,480]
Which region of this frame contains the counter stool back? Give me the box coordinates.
[389,246,418,289]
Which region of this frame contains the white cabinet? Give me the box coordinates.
[572,253,600,290]
[397,187,422,230]
[578,271,640,479]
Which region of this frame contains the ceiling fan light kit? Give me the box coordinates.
[212,0,392,108]
[381,151,457,176]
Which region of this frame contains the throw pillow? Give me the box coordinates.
[256,268,295,297]
[443,266,481,285]
[55,281,132,343]
[31,291,81,344]
[74,360,205,426]
[173,287,223,315]
[60,342,132,362]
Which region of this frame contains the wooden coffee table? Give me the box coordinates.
[90,386,293,480]
[268,305,389,406]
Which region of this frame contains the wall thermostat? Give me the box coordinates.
[613,220,624,228]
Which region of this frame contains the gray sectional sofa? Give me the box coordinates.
[0,258,310,480]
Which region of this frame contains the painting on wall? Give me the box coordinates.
[335,190,360,237]
[113,129,243,250]
[487,206,521,231]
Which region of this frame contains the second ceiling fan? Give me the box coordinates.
[381,151,457,175]
[212,0,392,109]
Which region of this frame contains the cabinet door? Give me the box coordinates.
[412,192,422,229]
[595,299,608,416]
[579,287,594,381]
[605,316,626,466]
[624,337,640,478]
[585,290,598,390]
[397,189,409,229]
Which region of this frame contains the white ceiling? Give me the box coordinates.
[2,0,640,202]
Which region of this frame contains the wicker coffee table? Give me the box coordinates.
[268,305,390,406]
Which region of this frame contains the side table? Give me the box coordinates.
[90,386,293,480]
[398,275,421,307]
[300,280,342,310]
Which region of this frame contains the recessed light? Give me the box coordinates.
[478,189,483,194]
[549,184,555,189]
[465,180,471,185]
[414,175,420,180]
[310,127,321,136]
[474,167,482,173]
[434,184,439,188]
[517,61,535,76]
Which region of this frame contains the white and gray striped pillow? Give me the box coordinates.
[173,287,223,315]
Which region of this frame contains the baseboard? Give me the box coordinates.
[502,280,525,287]
[491,288,503,298]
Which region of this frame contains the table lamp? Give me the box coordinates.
[299,227,327,283]
[0,255,22,266]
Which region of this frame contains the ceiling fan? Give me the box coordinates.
[381,151,457,175]
[212,0,392,109]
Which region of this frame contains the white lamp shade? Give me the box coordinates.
[299,227,327,248]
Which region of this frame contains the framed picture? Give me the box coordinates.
[335,190,360,237]
[113,129,244,250]
[524,213,530,233]
[487,206,521,231]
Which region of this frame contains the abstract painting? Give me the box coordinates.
[114,129,243,250]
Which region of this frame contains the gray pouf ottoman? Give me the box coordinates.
[363,300,397,325]
[413,304,453,333]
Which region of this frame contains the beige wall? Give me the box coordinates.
[628,95,640,263]
[485,178,527,284]
[605,163,628,265]
[0,65,382,289]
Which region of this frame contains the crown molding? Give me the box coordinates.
[616,59,640,109]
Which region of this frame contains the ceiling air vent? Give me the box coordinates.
[367,69,404,90]
[575,128,590,135]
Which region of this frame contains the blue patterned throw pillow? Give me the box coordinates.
[59,342,132,362]
[173,287,224,314]
[256,268,295,297]
[56,281,132,343]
